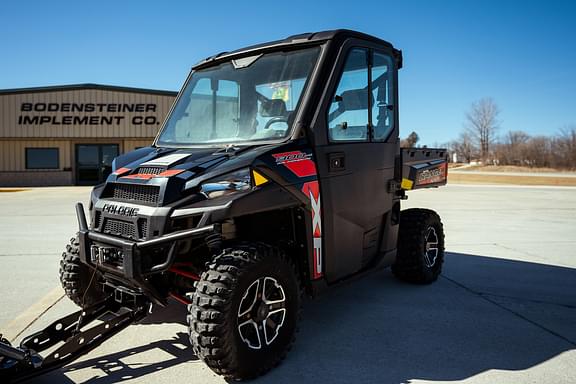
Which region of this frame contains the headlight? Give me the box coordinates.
[200,168,252,199]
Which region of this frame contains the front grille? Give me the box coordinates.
[103,219,137,240]
[137,166,164,175]
[138,219,148,239]
[93,211,102,229]
[107,183,160,205]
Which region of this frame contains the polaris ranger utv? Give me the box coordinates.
[0,29,447,381]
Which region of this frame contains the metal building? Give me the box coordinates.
[0,84,177,186]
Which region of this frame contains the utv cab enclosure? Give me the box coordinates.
[0,29,447,381]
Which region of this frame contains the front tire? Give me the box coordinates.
[392,208,445,284]
[188,244,301,380]
[59,235,107,307]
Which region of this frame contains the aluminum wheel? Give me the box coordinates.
[237,277,286,350]
[424,226,439,267]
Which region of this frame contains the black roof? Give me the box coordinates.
[0,83,178,96]
[195,29,398,68]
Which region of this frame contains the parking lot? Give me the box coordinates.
[1,184,575,383]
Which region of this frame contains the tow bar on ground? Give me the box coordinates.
[0,295,150,383]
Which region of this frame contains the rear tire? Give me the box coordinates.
[188,243,301,380]
[392,208,445,284]
[59,235,107,307]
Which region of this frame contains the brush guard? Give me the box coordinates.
[0,202,219,382]
[0,295,150,383]
[75,202,218,305]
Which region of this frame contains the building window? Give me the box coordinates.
[25,148,59,169]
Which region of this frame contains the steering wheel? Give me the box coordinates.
[264,116,288,130]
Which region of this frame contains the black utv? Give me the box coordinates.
[1,29,448,381]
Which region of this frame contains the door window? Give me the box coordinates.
[372,52,394,141]
[327,48,369,141]
[327,48,395,143]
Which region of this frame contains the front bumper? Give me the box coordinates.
[75,203,217,304]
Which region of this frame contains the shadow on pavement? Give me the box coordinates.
[63,332,195,383]
[139,300,189,326]
[261,252,576,383]
[29,331,195,383]
[25,252,576,383]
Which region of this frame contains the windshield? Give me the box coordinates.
[156,47,320,146]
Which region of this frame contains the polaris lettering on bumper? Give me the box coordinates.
[102,203,140,217]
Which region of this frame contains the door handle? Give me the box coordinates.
[328,152,345,171]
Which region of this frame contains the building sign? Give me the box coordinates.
[18,103,160,126]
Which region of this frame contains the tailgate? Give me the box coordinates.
[400,148,448,190]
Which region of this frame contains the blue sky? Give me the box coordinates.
[1,0,575,145]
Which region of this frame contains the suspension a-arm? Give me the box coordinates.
[0,295,150,383]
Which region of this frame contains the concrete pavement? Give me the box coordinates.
[449,170,576,178]
[0,187,91,327]
[1,184,575,383]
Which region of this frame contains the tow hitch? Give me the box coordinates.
[0,295,150,383]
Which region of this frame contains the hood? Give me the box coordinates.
[100,145,277,207]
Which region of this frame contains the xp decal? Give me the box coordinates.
[301,181,323,279]
[272,149,323,279]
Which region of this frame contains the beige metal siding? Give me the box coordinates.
[0,139,159,172]
[0,140,71,171]
[125,139,154,152]
[0,89,174,138]
[0,86,176,186]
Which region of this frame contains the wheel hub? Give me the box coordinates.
[237,277,287,350]
[255,302,270,322]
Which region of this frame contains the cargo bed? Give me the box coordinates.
[400,148,448,190]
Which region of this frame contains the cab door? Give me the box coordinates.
[313,45,399,283]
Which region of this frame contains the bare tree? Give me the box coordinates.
[465,98,500,162]
[450,131,475,163]
[525,136,552,167]
[557,125,576,169]
[459,124,576,170]
[507,130,530,147]
[492,127,576,170]
[400,131,419,147]
[503,130,530,165]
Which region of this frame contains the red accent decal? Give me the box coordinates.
[113,167,131,176]
[121,174,155,180]
[272,151,304,160]
[169,292,191,305]
[273,151,317,178]
[169,266,200,281]
[284,160,317,178]
[120,169,183,180]
[156,169,184,177]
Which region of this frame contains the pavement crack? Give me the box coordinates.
[492,243,553,263]
[440,274,576,347]
[480,292,576,310]
[12,293,66,342]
